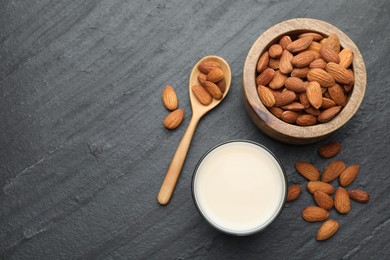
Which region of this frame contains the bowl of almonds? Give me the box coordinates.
[243,18,366,144]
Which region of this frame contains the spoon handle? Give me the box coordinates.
[157,115,200,205]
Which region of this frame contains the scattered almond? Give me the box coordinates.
[339,164,359,187]
[318,142,341,158]
[307,181,335,195]
[302,206,329,222]
[334,187,351,214]
[162,85,179,111]
[348,190,369,203]
[314,190,334,210]
[295,162,320,181]
[163,109,184,130]
[317,220,339,241]
[322,160,346,182]
[287,185,302,202]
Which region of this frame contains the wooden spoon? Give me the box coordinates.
[157,55,232,205]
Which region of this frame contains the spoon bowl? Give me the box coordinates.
[189,56,232,117]
[158,55,231,205]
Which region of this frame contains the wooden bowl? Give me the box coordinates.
[243,18,366,144]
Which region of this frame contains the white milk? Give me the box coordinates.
[193,141,286,235]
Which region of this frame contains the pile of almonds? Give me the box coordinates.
[162,85,184,130]
[192,61,226,105]
[287,142,370,241]
[256,32,355,126]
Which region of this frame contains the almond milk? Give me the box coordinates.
[193,141,286,235]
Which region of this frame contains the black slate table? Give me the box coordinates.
[1,0,389,259]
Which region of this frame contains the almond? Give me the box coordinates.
[348,190,370,203]
[321,97,337,109]
[328,84,346,106]
[299,92,311,108]
[257,51,269,73]
[300,49,321,60]
[162,85,178,111]
[323,33,341,53]
[257,85,276,108]
[206,68,224,83]
[291,52,315,67]
[307,68,335,87]
[256,68,275,86]
[314,190,334,210]
[296,114,317,126]
[320,45,341,63]
[339,48,354,68]
[307,181,334,194]
[198,73,207,85]
[269,106,284,118]
[339,164,360,187]
[317,219,339,241]
[281,111,300,124]
[302,206,329,222]
[216,78,226,93]
[198,61,220,74]
[269,70,287,89]
[299,32,324,41]
[318,106,342,123]
[305,107,321,116]
[269,44,283,58]
[282,102,305,111]
[308,41,322,52]
[279,35,292,50]
[295,162,320,181]
[163,109,184,130]
[306,81,323,109]
[202,81,223,100]
[326,62,355,85]
[309,59,327,69]
[334,187,351,214]
[285,77,306,92]
[269,58,280,70]
[287,36,313,53]
[287,185,301,202]
[344,84,354,93]
[274,89,296,107]
[322,160,346,183]
[291,67,310,78]
[192,84,212,105]
[279,50,294,74]
[318,142,341,158]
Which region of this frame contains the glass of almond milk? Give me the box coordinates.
[192,140,287,235]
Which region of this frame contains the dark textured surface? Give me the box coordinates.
[0,0,389,259]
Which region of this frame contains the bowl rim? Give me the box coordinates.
[243,18,366,139]
[191,139,288,236]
